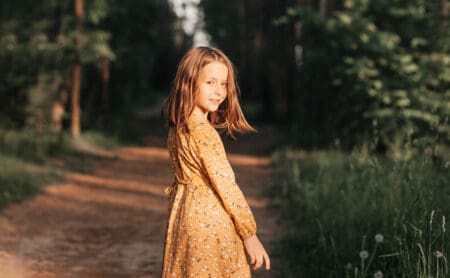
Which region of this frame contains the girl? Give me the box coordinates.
[160,46,270,277]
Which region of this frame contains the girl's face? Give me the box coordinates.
[194,61,228,117]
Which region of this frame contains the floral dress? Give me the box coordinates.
[161,112,257,277]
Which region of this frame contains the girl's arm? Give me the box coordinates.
[190,122,257,240]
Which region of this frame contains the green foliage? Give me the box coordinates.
[198,0,245,66]
[0,127,121,163]
[25,72,64,131]
[0,0,114,128]
[105,0,186,109]
[0,128,119,210]
[70,130,119,150]
[279,0,450,158]
[269,148,450,277]
[0,154,59,210]
[0,128,66,162]
[0,0,183,132]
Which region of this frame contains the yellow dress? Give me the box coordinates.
[161,112,257,277]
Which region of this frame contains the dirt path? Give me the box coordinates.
[0,128,283,277]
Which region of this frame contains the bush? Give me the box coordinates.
[0,154,59,209]
[269,148,449,277]
[0,128,119,210]
[277,0,450,157]
[0,128,68,162]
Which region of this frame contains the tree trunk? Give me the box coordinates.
[101,57,110,127]
[277,0,296,124]
[71,0,83,137]
[71,64,81,136]
[441,0,448,18]
[319,0,327,16]
[52,88,69,132]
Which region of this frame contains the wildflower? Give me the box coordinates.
[435,251,444,258]
[374,270,383,278]
[359,250,369,259]
[375,234,384,243]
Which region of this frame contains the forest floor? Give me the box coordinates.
[0,120,284,277]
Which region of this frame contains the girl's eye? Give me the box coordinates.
[206,81,214,85]
[221,83,227,87]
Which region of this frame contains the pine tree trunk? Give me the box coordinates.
[319,0,327,16]
[52,89,68,132]
[71,64,81,136]
[101,57,110,127]
[441,0,448,18]
[71,0,83,137]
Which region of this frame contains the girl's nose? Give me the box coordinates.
[214,84,222,94]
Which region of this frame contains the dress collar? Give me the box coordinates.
[188,111,208,123]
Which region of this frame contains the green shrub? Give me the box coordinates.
[0,154,59,209]
[277,0,450,156]
[0,128,119,210]
[0,128,68,161]
[269,148,449,277]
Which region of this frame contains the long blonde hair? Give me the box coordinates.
[161,46,256,139]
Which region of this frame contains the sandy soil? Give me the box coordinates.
[0,127,283,277]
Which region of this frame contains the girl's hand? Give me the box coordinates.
[243,234,271,271]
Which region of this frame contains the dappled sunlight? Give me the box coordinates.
[245,197,268,209]
[228,153,271,166]
[0,128,281,276]
[0,252,30,278]
[45,183,168,214]
[0,220,17,237]
[115,146,169,162]
[66,173,168,197]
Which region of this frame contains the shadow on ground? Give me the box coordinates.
[0,115,285,277]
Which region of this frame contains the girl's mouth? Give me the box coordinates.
[210,99,221,105]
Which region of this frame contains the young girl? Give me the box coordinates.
[160,46,270,277]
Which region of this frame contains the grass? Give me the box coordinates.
[0,128,66,162]
[268,148,450,277]
[0,154,60,209]
[0,128,121,211]
[0,98,167,211]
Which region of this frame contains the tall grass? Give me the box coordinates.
[269,149,449,277]
[0,128,120,161]
[0,128,119,210]
[0,128,67,161]
[0,154,59,209]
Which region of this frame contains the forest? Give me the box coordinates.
[0,0,449,277]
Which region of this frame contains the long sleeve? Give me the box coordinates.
[190,121,257,240]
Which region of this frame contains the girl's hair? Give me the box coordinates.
[161,46,256,139]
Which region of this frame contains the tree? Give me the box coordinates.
[0,0,184,136]
[71,0,83,137]
[199,0,297,122]
[277,0,450,157]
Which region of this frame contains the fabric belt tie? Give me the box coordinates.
[164,178,191,198]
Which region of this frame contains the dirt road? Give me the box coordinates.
[0,128,282,277]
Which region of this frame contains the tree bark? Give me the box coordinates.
[71,64,81,136]
[441,0,448,18]
[278,0,296,124]
[439,0,448,38]
[319,0,327,16]
[71,0,83,137]
[52,88,69,132]
[101,57,110,127]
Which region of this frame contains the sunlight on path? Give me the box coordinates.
[0,129,282,277]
